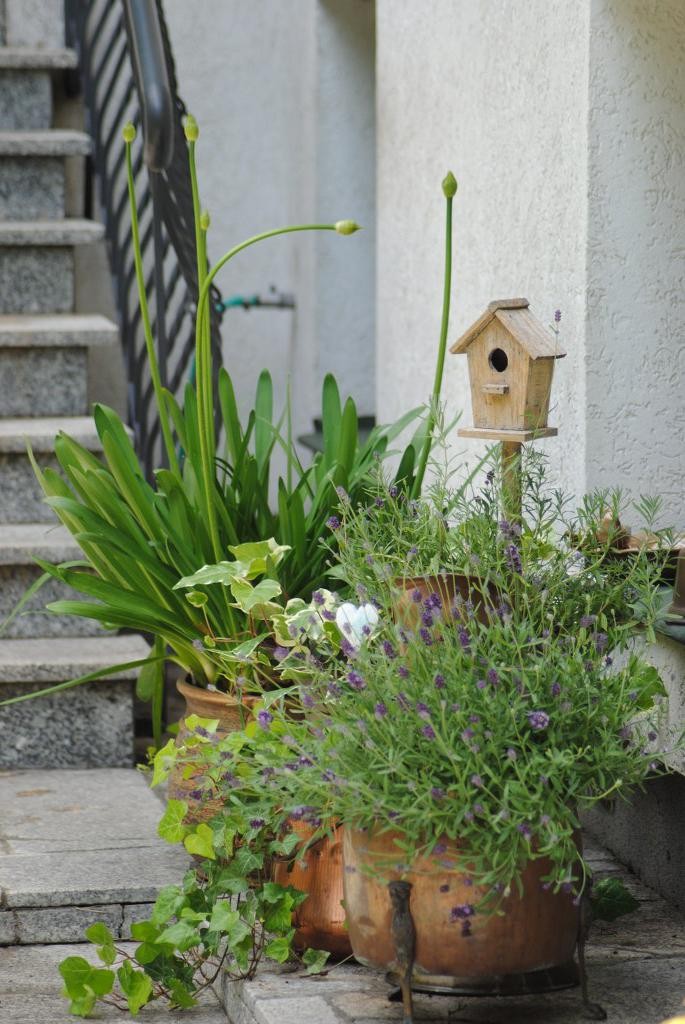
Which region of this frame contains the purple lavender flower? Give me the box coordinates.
[257,709,273,730]
[249,818,265,829]
[374,496,384,508]
[421,724,436,741]
[426,591,443,610]
[347,670,366,691]
[554,309,562,323]
[517,822,533,840]
[506,747,517,760]
[434,841,447,854]
[579,614,596,629]
[458,627,470,650]
[593,632,608,653]
[396,691,411,711]
[470,773,484,788]
[421,610,434,628]
[431,787,445,801]
[382,640,397,659]
[397,665,409,679]
[302,692,315,709]
[327,681,342,697]
[298,755,314,767]
[505,544,522,574]
[451,702,461,712]
[476,678,486,690]
[487,668,499,687]
[434,673,445,690]
[419,628,433,646]
[416,701,431,720]
[375,702,388,719]
[528,710,550,731]
[474,803,485,815]
[326,515,340,530]
[411,588,423,604]
[408,545,418,558]
[550,682,561,697]
[450,904,475,922]
[335,485,348,501]
[461,727,475,742]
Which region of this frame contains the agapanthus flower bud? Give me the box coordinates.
[442,171,458,198]
[184,114,199,141]
[122,122,136,143]
[335,220,361,235]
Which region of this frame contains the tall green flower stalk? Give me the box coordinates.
[183,116,359,562]
[411,171,457,499]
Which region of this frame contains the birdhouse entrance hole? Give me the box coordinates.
[488,348,508,372]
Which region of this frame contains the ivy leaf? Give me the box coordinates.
[130,920,161,942]
[168,980,197,1009]
[157,800,189,844]
[84,922,116,966]
[88,969,115,996]
[184,822,216,860]
[302,948,330,975]
[156,920,201,951]
[591,878,640,921]
[209,901,239,933]
[117,961,153,1015]
[150,885,185,925]
[66,990,97,1018]
[263,893,295,933]
[59,956,93,993]
[264,935,292,963]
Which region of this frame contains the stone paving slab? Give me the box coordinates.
[0,769,189,942]
[0,943,226,1023]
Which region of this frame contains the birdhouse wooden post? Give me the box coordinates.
[450,298,565,523]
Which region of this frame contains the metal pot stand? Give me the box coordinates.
[385,880,607,1023]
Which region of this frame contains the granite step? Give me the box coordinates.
[0,416,105,523]
[0,769,191,944]
[0,523,104,641]
[0,130,91,222]
[0,314,117,417]
[0,48,74,133]
[5,0,65,49]
[0,636,149,771]
[0,219,104,313]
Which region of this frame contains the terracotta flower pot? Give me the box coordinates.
[343,828,579,985]
[168,679,259,824]
[272,820,352,958]
[394,572,500,629]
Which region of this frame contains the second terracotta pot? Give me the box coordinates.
[168,679,259,824]
[272,820,352,958]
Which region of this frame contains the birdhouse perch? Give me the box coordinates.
[450,298,565,442]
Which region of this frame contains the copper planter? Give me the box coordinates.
[168,680,258,824]
[272,820,352,958]
[343,828,579,985]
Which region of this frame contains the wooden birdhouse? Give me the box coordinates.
[450,298,565,441]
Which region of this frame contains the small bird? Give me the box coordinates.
[388,880,415,1024]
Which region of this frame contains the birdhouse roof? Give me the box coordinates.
[450,298,566,359]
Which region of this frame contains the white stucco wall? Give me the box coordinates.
[586,0,685,525]
[375,0,590,495]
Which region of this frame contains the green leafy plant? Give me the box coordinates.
[59,778,329,1018]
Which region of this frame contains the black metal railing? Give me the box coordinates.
[65,0,224,478]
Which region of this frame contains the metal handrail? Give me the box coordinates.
[122,0,174,172]
[65,0,225,477]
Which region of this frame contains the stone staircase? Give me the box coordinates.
[0,6,148,769]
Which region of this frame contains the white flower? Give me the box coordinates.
[335,602,379,648]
